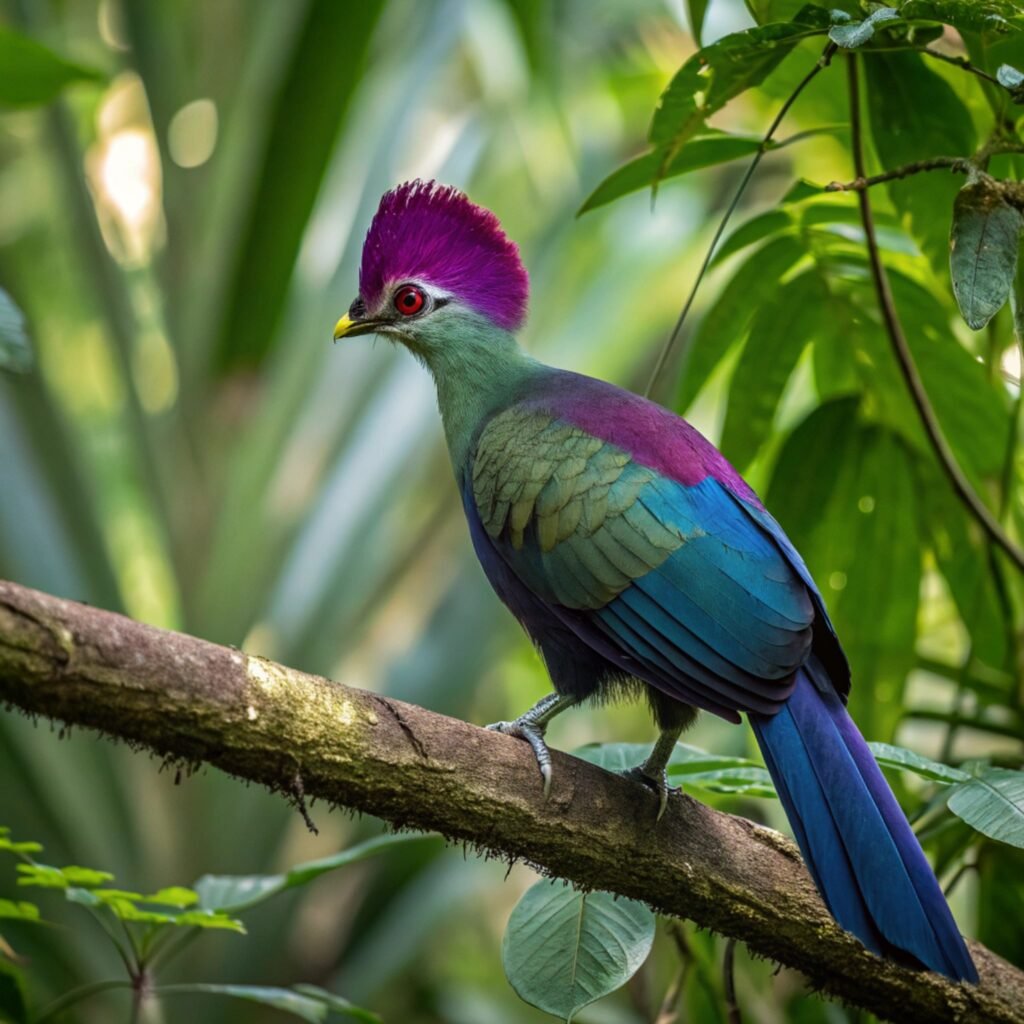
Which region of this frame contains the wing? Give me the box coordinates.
[471,405,816,721]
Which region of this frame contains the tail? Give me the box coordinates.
[750,661,977,982]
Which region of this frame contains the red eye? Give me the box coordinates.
[394,285,426,316]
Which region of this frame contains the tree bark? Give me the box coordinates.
[0,579,1021,1023]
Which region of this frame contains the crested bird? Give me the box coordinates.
[333,180,978,982]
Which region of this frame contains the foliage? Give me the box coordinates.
[2,0,1024,1022]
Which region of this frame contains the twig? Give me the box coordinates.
[920,48,1001,88]
[724,938,742,1024]
[645,42,838,401]
[655,923,694,1024]
[0,579,1021,1024]
[846,53,1024,575]
[827,157,969,192]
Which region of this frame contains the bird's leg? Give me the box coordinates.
[486,692,577,797]
[621,726,683,822]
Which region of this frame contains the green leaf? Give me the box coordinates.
[829,6,899,47]
[677,233,806,412]
[948,768,1024,847]
[687,0,711,44]
[0,290,33,374]
[677,766,777,796]
[949,178,1022,330]
[868,742,970,783]
[0,900,40,922]
[16,864,114,889]
[0,27,104,108]
[213,0,386,372]
[0,958,28,1024]
[720,269,829,469]
[196,832,430,912]
[712,209,795,265]
[502,881,655,1022]
[864,51,975,277]
[65,887,245,932]
[977,844,1024,964]
[767,402,922,737]
[157,983,377,1023]
[649,13,829,185]
[578,133,765,215]
[897,1,1021,34]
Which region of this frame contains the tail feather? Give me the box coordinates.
[751,664,977,982]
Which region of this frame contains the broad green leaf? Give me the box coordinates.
[574,741,762,775]
[687,0,711,44]
[720,269,829,469]
[712,209,795,265]
[829,7,899,48]
[65,887,245,931]
[649,13,829,184]
[948,768,1024,847]
[157,983,377,1023]
[502,881,655,1022]
[864,51,975,277]
[868,742,970,783]
[677,233,806,412]
[768,403,921,737]
[898,1,1021,34]
[0,290,32,374]
[0,958,28,1024]
[0,900,40,922]
[213,0,386,371]
[16,864,114,889]
[0,27,104,108]
[949,179,1022,329]
[196,832,430,912]
[578,133,764,215]
[677,766,777,796]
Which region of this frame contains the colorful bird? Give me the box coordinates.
[333,180,978,983]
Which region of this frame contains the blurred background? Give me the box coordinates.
[1,0,1021,1021]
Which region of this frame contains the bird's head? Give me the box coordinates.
[333,180,528,358]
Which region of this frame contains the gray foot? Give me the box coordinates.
[619,765,676,822]
[486,692,576,798]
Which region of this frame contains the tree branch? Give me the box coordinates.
[846,53,1024,575]
[0,579,1022,1023]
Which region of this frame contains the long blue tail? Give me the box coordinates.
[750,662,977,981]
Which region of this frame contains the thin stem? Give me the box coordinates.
[827,157,969,192]
[723,938,741,1024]
[847,52,1024,575]
[920,47,1001,87]
[645,42,838,401]
[33,979,133,1024]
[944,858,979,898]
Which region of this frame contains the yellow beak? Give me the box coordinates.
[333,314,355,340]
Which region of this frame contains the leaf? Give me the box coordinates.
[0,836,42,856]
[948,768,1024,847]
[502,881,655,1022]
[897,1,1021,34]
[720,269,829,469]
[0,901,40,922]
[0,27,104,108]
[864,51,975,277]
[678,766,777,796]
[16,864,114,889]
[0,290,32,374]
[213,0,386,372]
[578,133,765,214]
[575,741,763,775]
[949,178,1022,329]
[712,209,795,265]
[677,233,806,412]
[649,12,829,184]
[977,844,1024,964]
[196,832,430,912]
[829,6,900,47]
[65,887,245,932]
[867,742,970,783]
[158,983,377,1023]
[0,958,28,1024]
[687,0,711,44]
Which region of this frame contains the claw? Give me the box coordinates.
[620,766,675,823]
[487,717,555,796]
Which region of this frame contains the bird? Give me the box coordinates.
[333,179,978,983]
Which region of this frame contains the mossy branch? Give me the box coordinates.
[0,579,1022,1023]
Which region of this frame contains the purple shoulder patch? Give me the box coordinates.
[526,370,762,505]
[360,180,529,331]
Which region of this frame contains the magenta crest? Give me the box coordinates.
[359,180,529,331]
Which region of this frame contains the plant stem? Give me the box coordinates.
[846,52,1024,575]
[723,938,741,1024]
[645,42,838,402]
[33,979,133,1024]
[920,47,1001,87]
[827,157,969,192]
